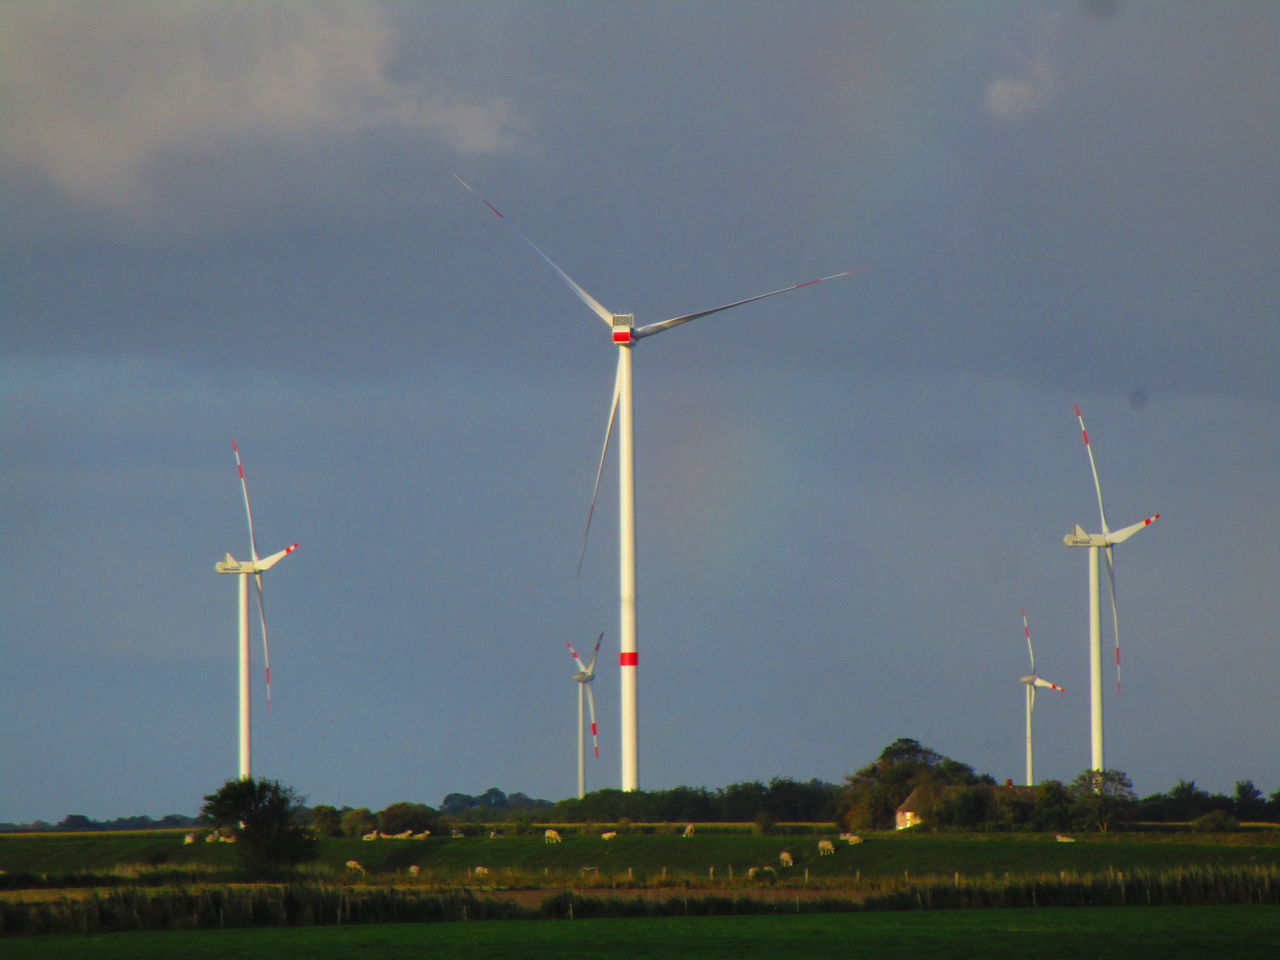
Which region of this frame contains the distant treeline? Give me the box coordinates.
[6,740,1279,834]
[0,813,201,834]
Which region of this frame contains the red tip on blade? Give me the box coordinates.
[1146,515,1159,524]
[594,746,600,759]
[620,652,638,666]
[591,723,598,735]
[1073,404,1082,416]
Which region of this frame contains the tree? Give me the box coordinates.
[377,802,439,835]
[1068,769,1136,833]
[340,807,376,838]
[838,738,992,831]
[1233,781,1266,821]
[201,778,319,870]
[1030,780,1074,832]
[309,805,342,838]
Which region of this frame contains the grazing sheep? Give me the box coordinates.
[746,866,759,879]
[345,859,365,875]
[218,834,238,843]
[408,864,421,877]
[778,850,794,867]
[390,830,413,840]
[840,833,864,845]
[818,839,835,856]
[1056,833,1076,843]
[451,829,465,838]
[489,830,501,839]
[601,831,617,840]
[183,833,196,845]
[204,831,218,843]
[544,829,563,844]
[412,831,431,840]
[361,831,380,841]
[473,865,490,877]
[682,823,695,838]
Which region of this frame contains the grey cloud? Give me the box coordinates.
[0,1,523,212]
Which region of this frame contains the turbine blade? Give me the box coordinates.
[1021,607,1035,673]
[566,639,583,667]
[254,573,272,712]
[232,441,261,561]
[454,174,614,326]
[584,632,603,674]
[1104,544,1121,695]
[577,358,622,577]
[1035,677,1066,692]
[1105,514,1160,544]
[254,543,298,572]
[1073,404,1110,535]
[585,683,599,759]
[632,266,869,339]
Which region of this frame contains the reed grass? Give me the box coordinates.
[2,864,1276,936]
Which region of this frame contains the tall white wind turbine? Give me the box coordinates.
[1019,608,1065,786]
[1063,405,1158,774]
[214,441,297,780]
[566,633,603,799]
[458,175,864,791]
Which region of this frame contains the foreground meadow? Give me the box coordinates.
[3,906,1278,960]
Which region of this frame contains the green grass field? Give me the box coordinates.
[3,906,1277,959]
[4,828,1276,885]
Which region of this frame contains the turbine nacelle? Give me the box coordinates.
[611,314,635,344]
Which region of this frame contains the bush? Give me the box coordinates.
[1193,810,1240,832]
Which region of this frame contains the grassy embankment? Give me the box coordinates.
[2,826,1277,936]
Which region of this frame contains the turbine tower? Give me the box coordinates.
[1019,608,1065,786]
[566,633,603,799]
[214,441,297,780]
[458,175,864,790]
[1063,405,1158,773]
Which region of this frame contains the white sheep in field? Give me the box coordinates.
[601,831,617,841]
[204,831,218,844]
[183,833,196,845]
[1056,834,1076,843]
[840,833,864,845]
[451,829,465,838]
[489,830,501,839]
[818,839,835,856]
[473,865,490,877]
[345,859,365,875]
[408,864,421,877]
[544,829,563,844]
[361,831,380,841]
[682,823,695,838]
[778,850,794,867]
[412,831,431,840]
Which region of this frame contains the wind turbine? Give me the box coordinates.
[457,175,865,791]
[1019,607,1065,786]
[1063,405,1158,773]
[214,441,297,780]
[566,632,603,799]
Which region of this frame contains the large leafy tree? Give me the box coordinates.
[201,777,318,870]
[838,738,992,831]
[1068,769,1136,832]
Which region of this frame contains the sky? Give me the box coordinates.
[2,0,1276,823]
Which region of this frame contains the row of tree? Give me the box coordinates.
[11,741,1280,838]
